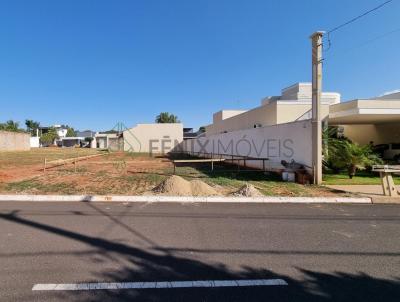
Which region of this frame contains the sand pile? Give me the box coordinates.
[153,175,192,196]
[153,175,220,196]
[233,183,264,197]
[190,180,220,196]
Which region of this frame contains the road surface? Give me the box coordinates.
[0,201,399,301]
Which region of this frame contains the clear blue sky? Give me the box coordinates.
[0,0,399,131]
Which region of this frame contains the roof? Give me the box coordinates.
[329,99,400,124]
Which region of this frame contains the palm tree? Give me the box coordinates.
[25,119,40,136]
[328,140,382,178]
[155,112,180,123]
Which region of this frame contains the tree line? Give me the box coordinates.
[0,120,76,145]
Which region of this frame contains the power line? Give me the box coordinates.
[324,0,396,53]
[328,0,394,34]
[323,26,400,62]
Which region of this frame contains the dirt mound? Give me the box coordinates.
[152,175,192,196]
[233,183,264,197]
[153,175,221,196]
[190,180,220,196]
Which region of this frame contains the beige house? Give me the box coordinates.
[205,83,339,136]
[123,123,183,154]
[93,123,183,153]
[329,93,400,144]
[204,83,400,146]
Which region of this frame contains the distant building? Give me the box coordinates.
[38,125,68,138]
[75,130,96,138]
[37,124,69,146]
[183,127,205,140]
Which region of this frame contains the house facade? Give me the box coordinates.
[205,83,339,136]
[123,123,183,154]
[204,83,400,146]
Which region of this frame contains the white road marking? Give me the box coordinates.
[332,230,354,238]
[32,279,288,291]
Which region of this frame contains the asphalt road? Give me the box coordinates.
[0,201,399,302]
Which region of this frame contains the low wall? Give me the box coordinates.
[0,131,30,151]
[30,136,40,148]
[180,120,312,170]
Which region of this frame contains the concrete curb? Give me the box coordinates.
[0,194,372,204]
[371,196,400,204]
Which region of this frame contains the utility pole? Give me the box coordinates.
[310,31,324,185]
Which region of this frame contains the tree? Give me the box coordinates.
[327,140,382,178]
[40,127,59,146]
[0,120,24,132]
[155,112,180,123]
[66,127,76,137]
[25,119,40,136]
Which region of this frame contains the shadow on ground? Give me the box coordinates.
[0,207,399,302]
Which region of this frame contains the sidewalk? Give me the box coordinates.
[0,194,371,204]
[325,185,400,203]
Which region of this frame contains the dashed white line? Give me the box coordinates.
[32,279,288,291]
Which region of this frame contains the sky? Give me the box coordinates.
[0,0,399,131]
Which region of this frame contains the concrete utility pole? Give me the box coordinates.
[310,31,324,185]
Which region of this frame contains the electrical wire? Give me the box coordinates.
[323,26,400,62]
[327,0,395,34]
[324,0,396,53]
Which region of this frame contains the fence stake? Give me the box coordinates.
[43,158,46,172]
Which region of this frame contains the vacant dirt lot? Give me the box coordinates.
[0,149,351,196]
[0,148,101,182]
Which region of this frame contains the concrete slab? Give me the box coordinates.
[325,185,400,204]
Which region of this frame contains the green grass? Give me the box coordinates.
[173,164,340,196]
[120,173,166,184]
[6,179,77,194]
[323,171,400,185]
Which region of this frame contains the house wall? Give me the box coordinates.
[205,102,278,136]
[205,101,330,136]
[30,137,40,148]
[342,123,400,145]
[123,123,183,153]
[182,120,313,171]
[95,137,108,149]
[275,102,329,124]
[0,131,30,151]
[213,110,247,123]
